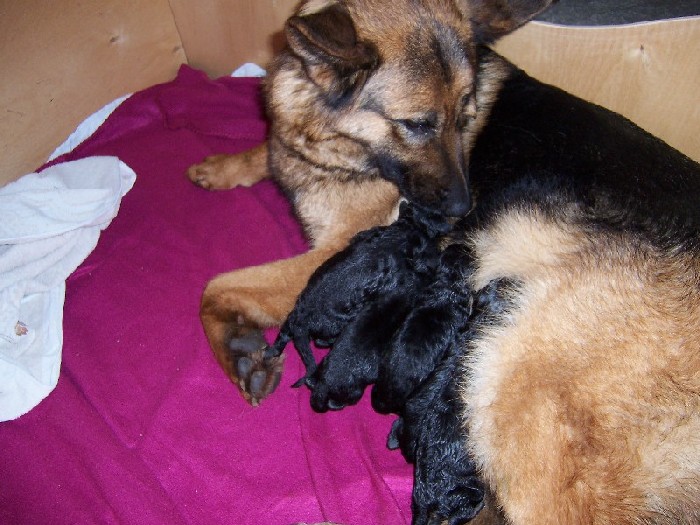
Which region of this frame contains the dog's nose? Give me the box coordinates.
[443,168,471,217]
[445,200,471,217]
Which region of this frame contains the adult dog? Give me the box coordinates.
[454,66,700,521]
[187,0,552,405]
[289,56,700,523]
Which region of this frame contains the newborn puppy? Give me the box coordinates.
[306,294,411,412]
[389,347,484,525]
[388,279,511,525]
[269,201,449,387]
[371,242,472,415]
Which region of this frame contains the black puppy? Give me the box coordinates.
[305,294,411,412]
[387,279,511,525]
[268,201,449,390]
[370,242,473,415]
[388,346,483,525]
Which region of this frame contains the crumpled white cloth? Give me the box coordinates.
[0,156,136,421]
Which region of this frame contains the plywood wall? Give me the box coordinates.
[495,18,700,162]
[0,0,187,185]
[168,0,299,78]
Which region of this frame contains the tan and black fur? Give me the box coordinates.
[461,204,700,524]
[189,0,700,522]
[297,76,700,520]
[444,56,700,523]
[187,0,551,405]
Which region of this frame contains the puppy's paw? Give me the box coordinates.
[308,380,364,413]
[225,329,285,406]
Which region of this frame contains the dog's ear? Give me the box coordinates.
[462,0,555,42]
[286,3,378,105]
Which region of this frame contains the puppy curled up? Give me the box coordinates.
[268,201,450,409]
[371,241,473,415]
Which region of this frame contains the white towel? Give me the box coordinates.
[0,156,136,421]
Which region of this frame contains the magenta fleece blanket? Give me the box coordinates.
[0,65,413,525]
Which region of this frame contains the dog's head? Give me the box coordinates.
[281,0,553,217]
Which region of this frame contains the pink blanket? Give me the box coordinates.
[0,66,413,525]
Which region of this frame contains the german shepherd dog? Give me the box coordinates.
[190,0,700,522]
[452,63,700,523]
[284,49,700,525]
[187,0,553,405]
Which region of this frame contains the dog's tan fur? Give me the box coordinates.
[461,206,700,524]
[187,0,548,404]
[187,0,700,523]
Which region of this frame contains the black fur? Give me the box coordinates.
[388,347,483,525]
[467,50,700,251]
[306,294,412,412]
[308,241,472,413]
[269,201,449,391]
[370,242,473,415]
[386,279,511,525]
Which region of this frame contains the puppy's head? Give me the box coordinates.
[282,0,553,217]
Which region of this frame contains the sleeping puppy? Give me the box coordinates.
[371,242,473,415]
[305,294,412,412]
[388,346,484,525]
[386,279,510,525]
[269,202,448,390]
[306,238,466,413]
[388,345,483,525]
[286,218,473,415]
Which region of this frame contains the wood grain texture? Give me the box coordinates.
[1,4,697,187]
[168,0,298,78]
[0,0,186,185]
[495,18,700,162]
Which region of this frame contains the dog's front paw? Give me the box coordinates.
[225,328,285,406]
[187,154,241,190]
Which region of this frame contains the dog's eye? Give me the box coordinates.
[398,117,436,136]
[456,113,470,131]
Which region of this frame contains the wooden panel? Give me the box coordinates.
[0,0,186,186]
[495,18,700,162]
[171,5,699,160]
[168,0,298,78]
[2,2,696,187]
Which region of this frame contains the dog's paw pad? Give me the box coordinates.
[225,329,285,405]
[228,330,267,354]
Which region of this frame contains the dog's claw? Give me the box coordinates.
[291,374,317,389]
[225,329,285,405]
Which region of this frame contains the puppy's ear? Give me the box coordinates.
[461,0,555,43]
[286,3,378,105]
